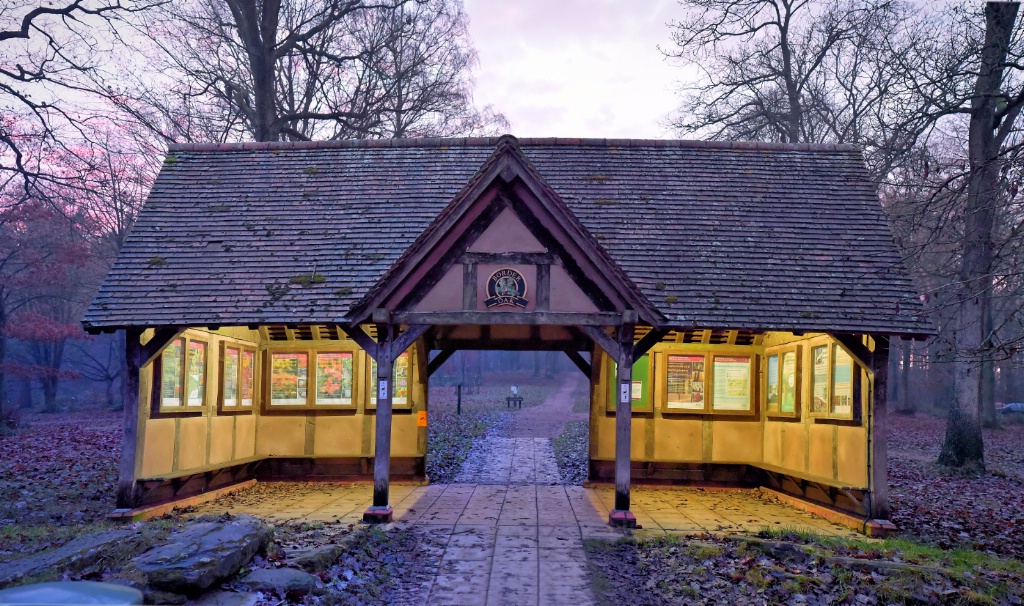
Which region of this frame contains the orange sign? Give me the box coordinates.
[417,411,427,427]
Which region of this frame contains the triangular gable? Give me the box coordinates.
[348,135,660,326]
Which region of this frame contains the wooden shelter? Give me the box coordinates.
[83,135,933,529]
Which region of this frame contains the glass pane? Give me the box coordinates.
[665,355,705,410]
[832,347,854,415]
[810,345,829,413]
[766,355,779,411]
[161,338,184,407]
[394,354,410,405]
[780,351,797,413]
[223,347,240,406]
[186,341,207,406]
[370,355,410,406]
[712,356,751,411]
[240,350,255,406]
[271,352,308,405]
[316,352,353,405]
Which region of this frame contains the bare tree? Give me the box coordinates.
[109,0,505,143]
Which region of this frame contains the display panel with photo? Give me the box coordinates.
[161,338,184,407]
[240,350,255,406]
[316,352,353,405]
[810,345,829,414]
[711,356,751,411]
[780,351,797,414]
[832,347,854,416]
[665,354,705,411]
[223,347,240,406]
[370,353,412,407]
[271,352,308,405]
[765,354,779,412]
[186,340,206,407]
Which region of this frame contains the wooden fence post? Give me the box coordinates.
[364,323,395,523]
[870,336,890,520]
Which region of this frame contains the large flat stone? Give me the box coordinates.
[239,568,318,595]
[125,516,271,594]
[0,529,148,589]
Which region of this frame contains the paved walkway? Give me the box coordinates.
[187,378,861,604]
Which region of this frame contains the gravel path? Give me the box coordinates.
[505,374,586,438]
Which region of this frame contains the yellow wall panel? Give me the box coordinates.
[594,416,615,459]
[313,415,363,456]
[256,416,305,456]
[837,426,869,488]
[807,423,834,480]
[141,418,175,477]
[653,418,702,461]
[234,415,256,459]
[177,417,208,471]
[391,414,422,457]
[763,421,783,468]
[781,424,806,472]
[711,421,762,463]
[209,416,234,465]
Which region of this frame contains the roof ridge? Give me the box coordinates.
[166,136,860,153]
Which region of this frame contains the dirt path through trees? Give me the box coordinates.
[505,374,586,439]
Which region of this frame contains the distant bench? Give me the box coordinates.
[506,395,523,409]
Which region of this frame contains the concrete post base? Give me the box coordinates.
[362,505,393,524]
[608,509,637,528]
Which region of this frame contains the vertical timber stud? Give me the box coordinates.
[869,337,891,524]
[609,320,637,528]
[364,321,395,523]
[116,327,144,509]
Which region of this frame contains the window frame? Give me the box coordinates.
[153,334,210,415]
[655,350,757,416]
[806,339,861,422]
[763,344,801,419]
[367,351,414,411]
[218,342,258,414]
[605,354,654,413]
[262,346,361,412]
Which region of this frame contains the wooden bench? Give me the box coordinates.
[506,395,523,409]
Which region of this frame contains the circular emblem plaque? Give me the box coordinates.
[484,268,529,308]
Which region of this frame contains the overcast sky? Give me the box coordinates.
[461,0,693,139]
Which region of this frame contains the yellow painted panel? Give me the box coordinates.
[313,415,363,456]
[781,424,806,472]
[141,418,175,477]
[653,418,702,461]
[209,416,234,465]
[178,417,208,471]
[711,421,762,463]
[392,414,421,457]
[837,426,869,488]
[763,421,783,467]
[594,416,615,459]
[631,418,646,461]
[256,416,305,456]
[808,423,834,480]
[234,415,256,459]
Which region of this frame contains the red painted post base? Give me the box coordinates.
[864,519,898,538]
[362,505,394,524]
[608,509,637,528]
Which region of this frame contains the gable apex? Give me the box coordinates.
[348,135,660,326]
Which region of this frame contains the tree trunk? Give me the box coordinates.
[40,376,58,413]
[981,301,998,427]
[900,338,913,414]
[938,1,1019,471]
[0,333,7,421]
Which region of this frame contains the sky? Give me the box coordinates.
[461,0,693,139]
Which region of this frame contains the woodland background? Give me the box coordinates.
[3,0,1024,471]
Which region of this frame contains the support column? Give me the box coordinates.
[116,328,143,509]
[364,323,395,523]
[869,336,890,521]
[609,322,636,528]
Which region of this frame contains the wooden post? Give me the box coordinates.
[869,336,890,520]
[609,322,636,527]
[116,327,144,509]
[364,323,395,523]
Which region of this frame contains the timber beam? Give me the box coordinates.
[563,350,591,377]
[427,348,457,377]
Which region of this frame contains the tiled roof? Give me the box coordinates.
[83,137,932,335]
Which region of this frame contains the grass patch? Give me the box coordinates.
[552,420,588,485]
